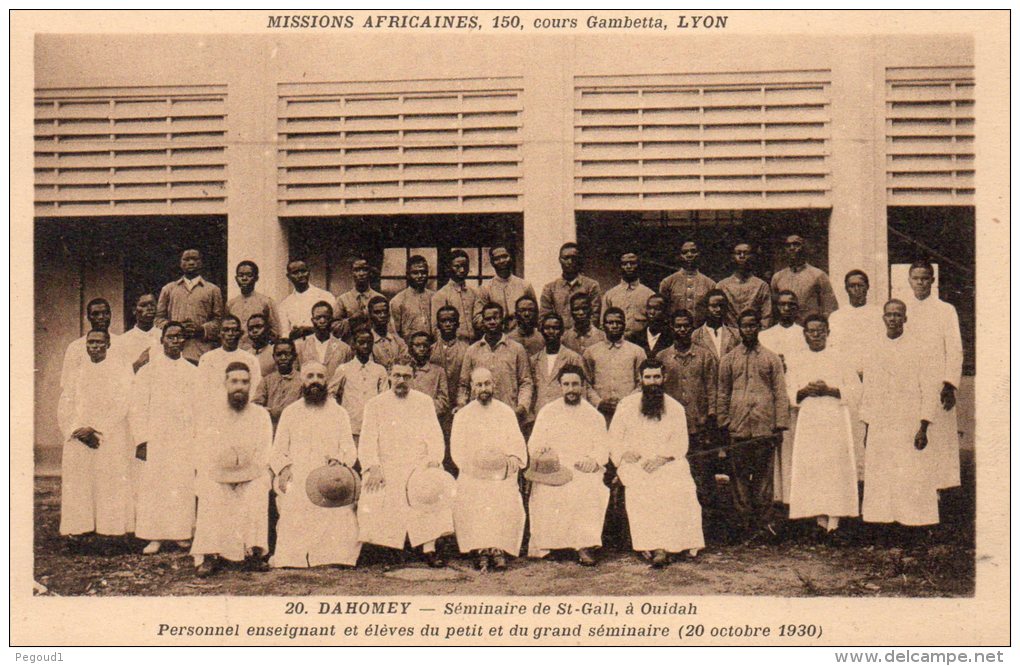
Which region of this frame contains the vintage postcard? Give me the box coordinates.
[9,9,1010,648]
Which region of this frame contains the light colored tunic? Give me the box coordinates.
[129,353,199,541]
[60,332,122,389]
[270,400,361,567]
[57,356,134,536]
[860,334,939,525]
[758,323,805,502]
[906,294,964,490]
[432,281,480,342]
[602,280,655,336]
[540,274,603,331]
[475,274,536,330]
[457,335,533,411]
[328,358,388,436]
[561,326,606,356]
[450,400,527,555]
[659,269,716,327]
[770,263,839,324]
[196,347,263,407]
[609,394,704,553]
[390,286,435,341]
[227,291,282,347]
[785,347,861,520]
[279,285,337,338]
[357,390,452,548]
[191,402,272,561]
[155,275,224,362]
[370,329,408,370]
[582,339,645,406]
[296,335,353,381]
[527,398,610,555]
[117,326,160,370]
[718,274,773,328]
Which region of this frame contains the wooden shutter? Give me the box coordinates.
[574,70,832,210]
[278,78,523,215]
[886,66,974,204]
[34,85,228,216]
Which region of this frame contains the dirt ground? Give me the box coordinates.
[33,451,974,598]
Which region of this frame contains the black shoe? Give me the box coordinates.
[651,549,670,569]
[244,553,270,572]
[196,556,221,578]
[424,551,446,568]
[577,548,597,567]
[491,551,508,571]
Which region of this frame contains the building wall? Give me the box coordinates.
[33,33,974,469]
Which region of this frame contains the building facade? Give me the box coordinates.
[34,33,975,470]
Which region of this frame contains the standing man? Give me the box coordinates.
[541,242,603,331]
[390,255,435,341]
[717,310,789,540]
[191,362,273,577]
[583,308,645,423]
[657,309,720,513]
[431,249,480,343]
[130,322,199,555]
[770,234,839,323]
[118,293,160,372]
[456,303,533,422]
[61,298,121,389]
[358,356,452,567]
[57,329,134,543]
[903,260,964,491]
[561,293,606,355]
[366,296,407,370]
[860,300,939,528]
[508,295,545,356]
[626,294,673,359]
[242,313,276,379]
[407,331,450,421]
[451,367,527,571]
[196,316,262,397]
[474,246,536,332]
[718,242,772,328]
[155,248,224,364]
[279,259,336,340]
[610,359,705,568]
[253,339,304,430]
[328,326,388,445]
[603,251,655,337]
[527,364,610,566]
[296,301,353,381]
[271,361,361,569]
[430,305,470,407]
[691,290,740,361]
[335,258,383,341]
[659,240,716,327]
[531,313,593,416]
[227,260,281,348]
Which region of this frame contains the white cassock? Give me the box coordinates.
[450,399,527,555]
[526,398,610,556]
[906,294,964,490]
[827,303,883,481]
[270,399,362,567]
[357,390,452,548]
[60,333,121,389]
[191,402,272,561]
[196,347,263,399]
[785,347,861,520]
[57,356,134,536]
[759,323,807,503]
[129,353,199,541]
[117,326,161,369]
[860,334,939,525]
[609,393,704,553]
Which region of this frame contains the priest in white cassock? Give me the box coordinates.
[860,300,939,527]
[826,269,883,480]
[57,329,134,540]
[190,362,273,576]
[450,367,527,571]
[271,361,361,568]
[785,315,861,533]
[130,322,199,554]
[903,261,964,491]
[609,359,704,569]
[526,363,610,567]
[196,315,262,399]
[60,298,120,390]
[118,293,162,372]
[358,356,452,567]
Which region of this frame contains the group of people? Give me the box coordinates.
[56,234,964,576]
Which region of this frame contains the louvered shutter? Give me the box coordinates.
[886,66,974,204]
[34,85,228,216]
[277,79,524,215]
[575,71,832,210]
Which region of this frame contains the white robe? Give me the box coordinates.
[450,399,527,555]
[129,353,199,541]
[905,294,964,490]
[357,390,452,548]
[785,347,860,520]
[270,400,362,567]
[526,398,610,555]
[759,323,806,503]
[196,347,263,401]
[609,393,704,553]
[60,332,121,389]
[117,326,161,370]
[191,402,272,561]
[57,356,134,536]
[860,335,939,525]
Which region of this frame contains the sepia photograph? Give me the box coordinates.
[10,9,1009,647]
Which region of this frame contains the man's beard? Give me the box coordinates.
[228,390,249,411]
[393,383,409,398]
[563,392,581,406]
[303,382,327,405]
[639,385,665,420]
[477,391,493,405]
